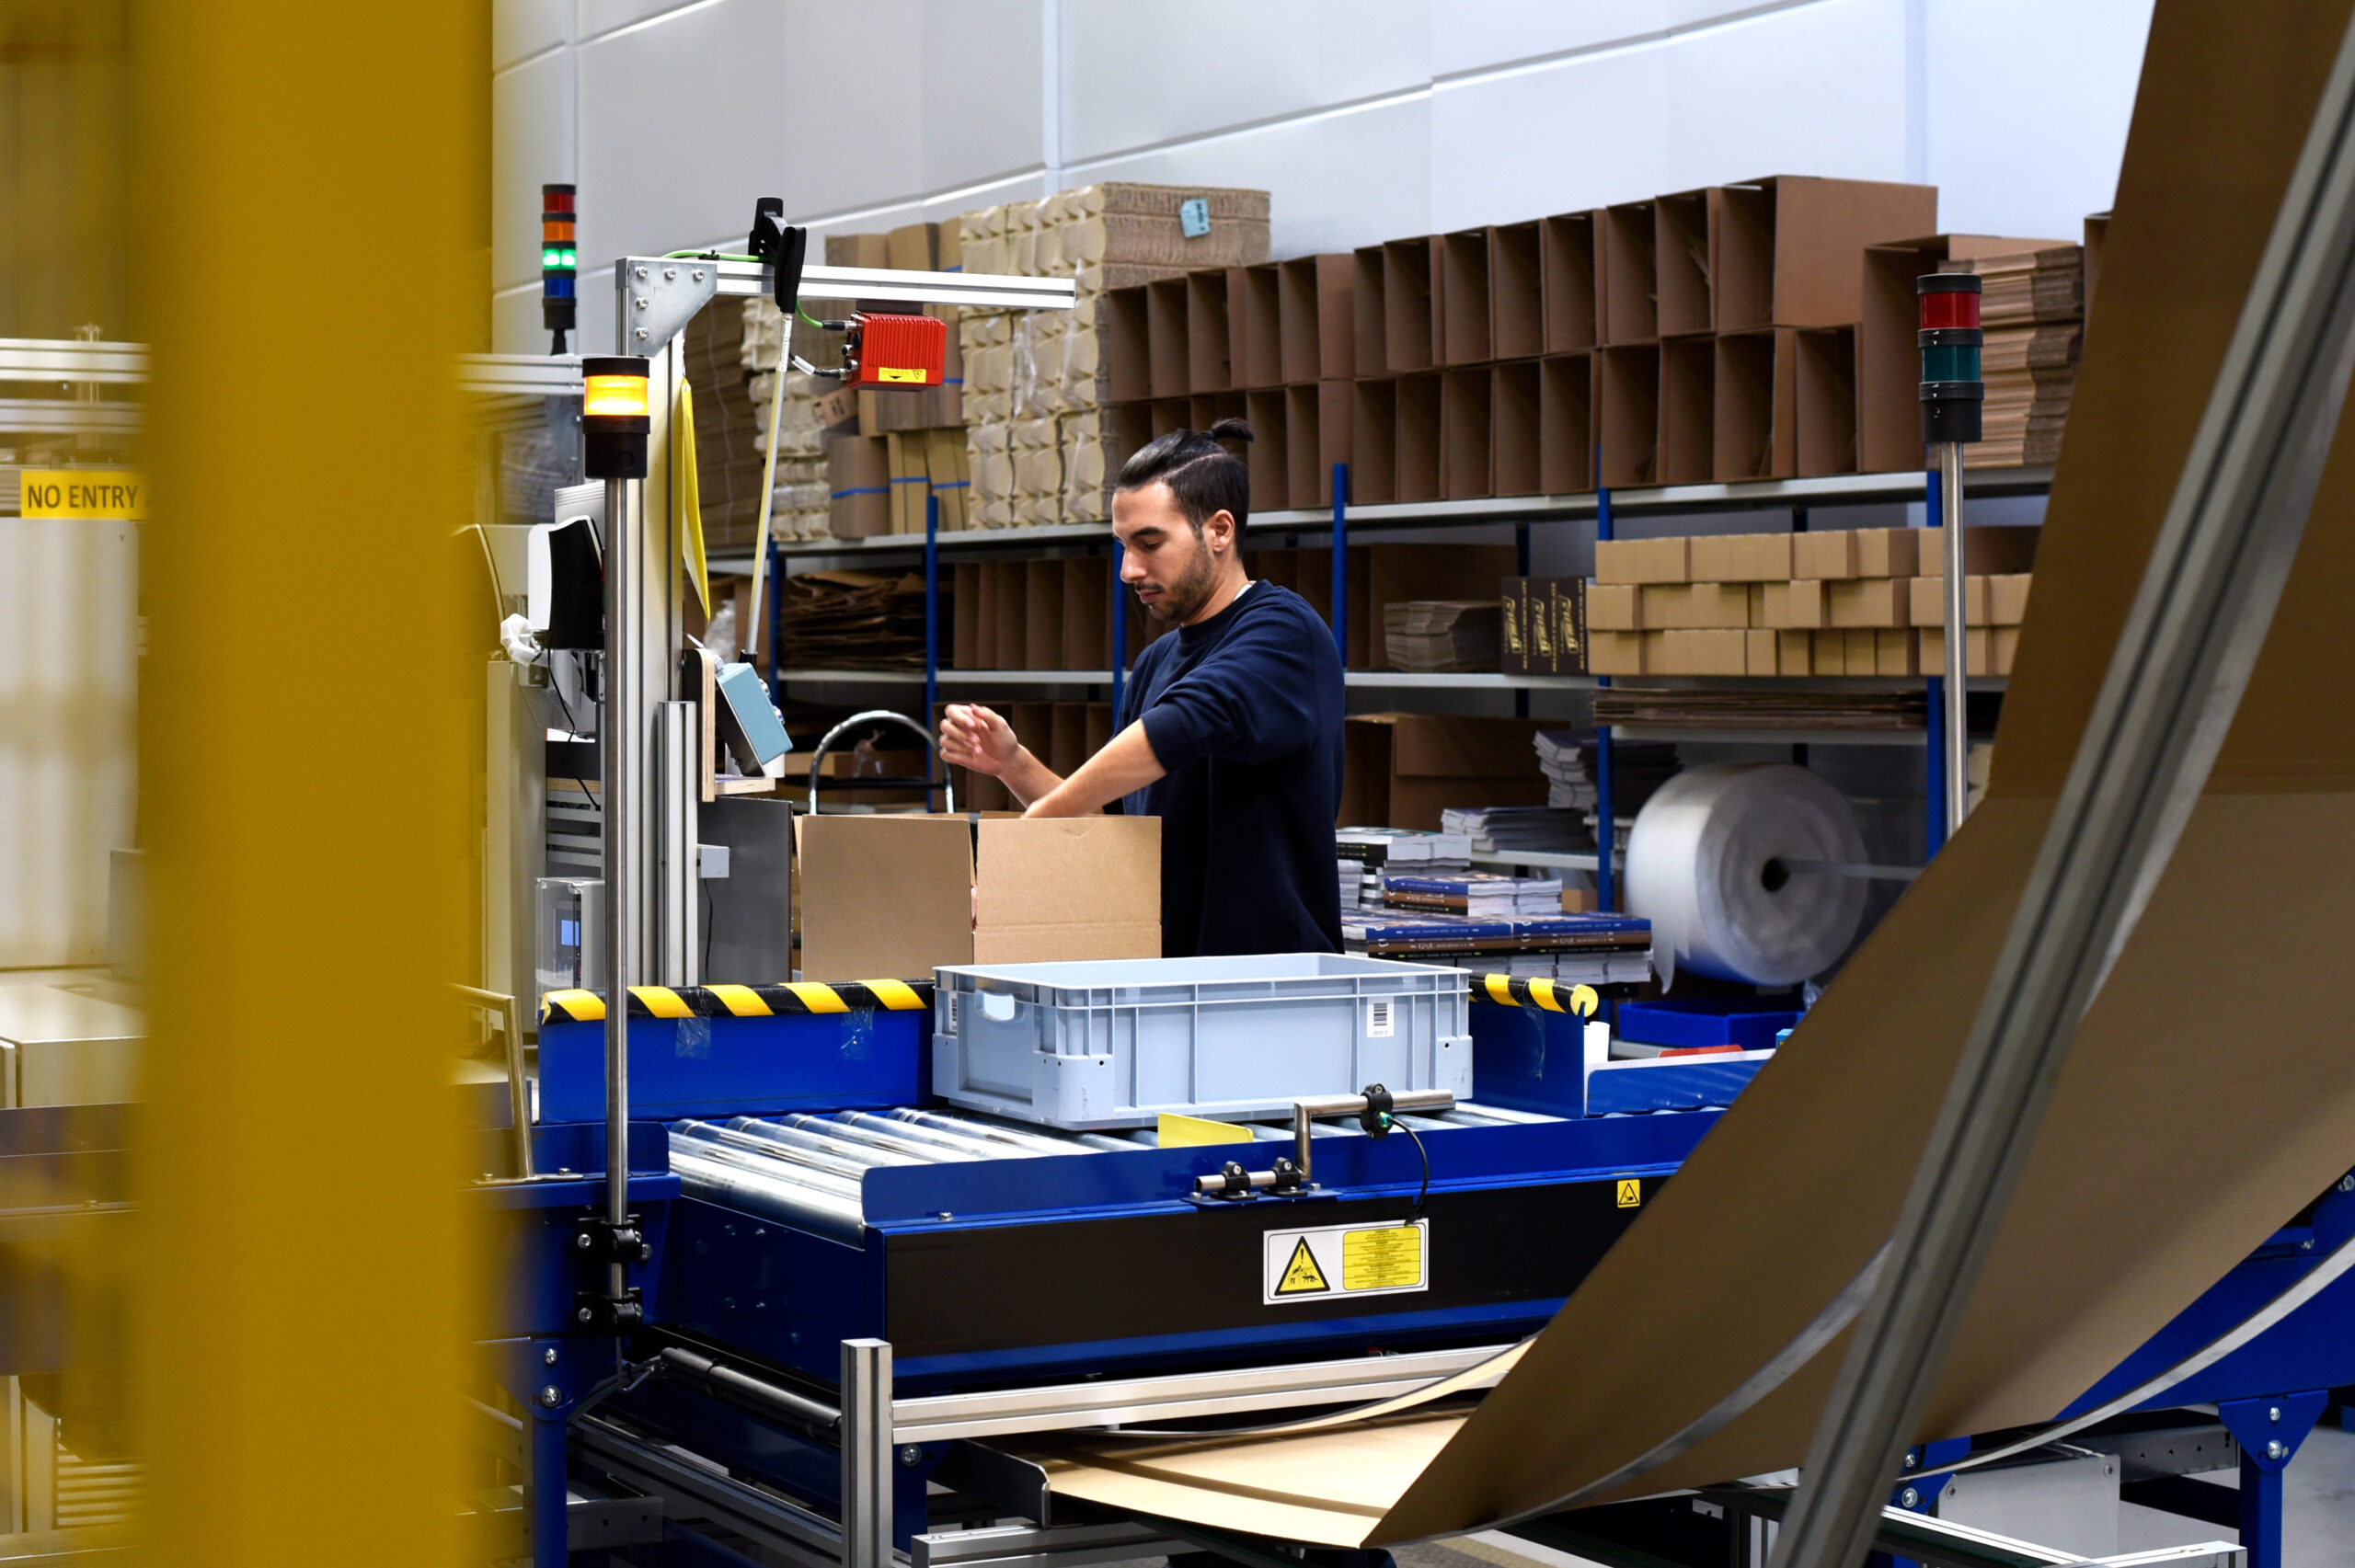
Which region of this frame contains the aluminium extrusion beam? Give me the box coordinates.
[1771,13,2355,1568]
[0,338,148,384]
[707,258,1077,313]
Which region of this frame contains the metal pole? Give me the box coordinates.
[1771,16,2355,1562]
[1924,675,1947,857]
[1938,443,1969,835]
[840,1339,893,1568]
[765,536,780,697]
[1329,462,1349,658]
[602,478,638,1265]
[924,493,939,793]
[1593,480,1615,911]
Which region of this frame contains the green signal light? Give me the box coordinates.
[542,246,578,270]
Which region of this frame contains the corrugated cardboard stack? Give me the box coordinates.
[739,300,842,542]
[959,183,1271,529]
[1963,245,2085,468]
[1587,524,2037,677]
[681,299,775,551]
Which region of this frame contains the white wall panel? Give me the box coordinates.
[1070,93,1432,260]
[1433,2,1672,78]
[1430,40,1671,231]
[494,0,571,72]
[1059,0,1428,164]
[493,46,577,292]
[497,0,2154,339]
[580,0,718,42]
[1660,0,1911,190]
[1924,0,2153,240]
[920,0,1043,194]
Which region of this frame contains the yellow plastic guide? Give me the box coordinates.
[675,376,710,613]
[1157,1112,1257,1147]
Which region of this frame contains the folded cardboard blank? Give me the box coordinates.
[1016,2,2355,1542]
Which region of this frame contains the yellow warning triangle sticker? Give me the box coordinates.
[1275,1238,1331,1296]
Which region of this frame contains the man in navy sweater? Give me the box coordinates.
[938,420,1346,956]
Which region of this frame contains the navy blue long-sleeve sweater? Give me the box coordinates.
[1119,580,1347,957]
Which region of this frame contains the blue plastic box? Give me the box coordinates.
[1615,997,1800,1052]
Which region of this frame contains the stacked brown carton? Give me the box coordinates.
[1856,234,2078,473]
[681,298,773,551]
[1106,177,1942,511]
[959,184,1271,529]
[740,301,846,542]
[735,225,976,542]
[1962,246,2085,468]
[1587,525,2035,677]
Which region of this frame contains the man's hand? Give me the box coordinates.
[939,704,1020,776]
[941,702,1063,807]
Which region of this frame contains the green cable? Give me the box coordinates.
[655,249,823,331]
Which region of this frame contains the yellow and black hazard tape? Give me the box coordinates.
[540,979,932,1025]
[1476,974,1600,1019]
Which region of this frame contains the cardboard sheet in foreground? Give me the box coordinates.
[1017,1,2355,1545]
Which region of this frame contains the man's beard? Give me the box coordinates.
[1142,541,1218,624]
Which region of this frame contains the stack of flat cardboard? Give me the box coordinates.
[1382,601,1502,671]
[777,570,927,670]
[1964,246,2085,468]
[1588,525,2036,677]
[959,183,1272,529]
[739,307,844,543]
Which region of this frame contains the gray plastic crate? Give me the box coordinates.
[931,953,1472,1129]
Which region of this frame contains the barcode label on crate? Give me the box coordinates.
[1262,1219,1429,1305]
[1367,998,1395,1038]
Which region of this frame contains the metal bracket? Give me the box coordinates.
[574,1214,653,1265]
[616,258,721,352]
[572,1286,644,1333]
[2218,1391,2326,1471]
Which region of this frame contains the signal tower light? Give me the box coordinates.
[543,183,579,354]
[580,356,650,480]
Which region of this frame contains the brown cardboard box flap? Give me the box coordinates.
[974,817,1161,958]
[797,814,972,982]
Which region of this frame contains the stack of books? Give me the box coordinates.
[1533,732,1680,845]
[1336,827,1473,908]
[1340,907,1653,987]
[1337,858,1364,910]
[1383,601,1504,672]
[1442,805,1591,855]
[1382,871,1562,917]
[1534,730,1597,812]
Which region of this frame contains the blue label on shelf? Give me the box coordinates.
[1179,198,1211,238]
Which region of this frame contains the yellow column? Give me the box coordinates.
[133,3,484,1565]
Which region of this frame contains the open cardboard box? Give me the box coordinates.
[797,813,1160,982]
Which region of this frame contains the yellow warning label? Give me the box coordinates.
[1341,1226,1424,1290]
[20,469,144,520]
[876,365,927,383]
[1274,1238,1330,1296]
[1616,1178,1642,1208]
